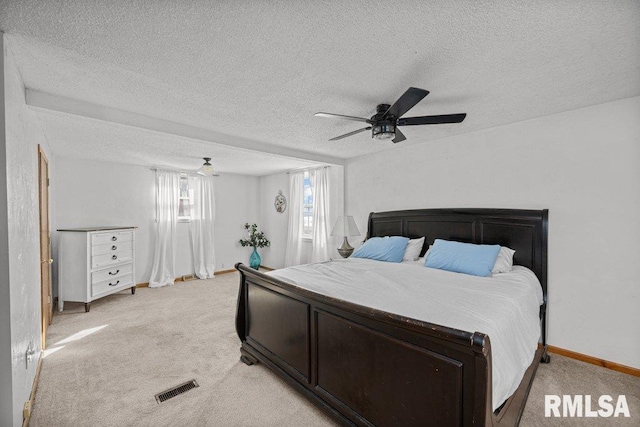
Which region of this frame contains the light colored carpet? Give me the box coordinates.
[31,272,639,426]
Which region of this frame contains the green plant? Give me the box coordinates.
[239,223,271,248]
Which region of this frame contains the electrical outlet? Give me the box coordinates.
[221,263,225,269]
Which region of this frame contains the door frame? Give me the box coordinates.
[38,145,52,349]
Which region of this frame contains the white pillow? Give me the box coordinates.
[402,237,425,261]
[424,244,433,260]
[492,246,516,274]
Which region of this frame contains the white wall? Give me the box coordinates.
[212,172,261,270]
[54,158,260,287]
[258,166,345,269]
[326,165,345,260]
[1,34,56,427]
[257,172,289,268]
[345,96,640,369]
[54,158,155,286]
[0,31,13,427]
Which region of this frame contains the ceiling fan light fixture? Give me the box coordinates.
[316,87,466,143]
[197,157,219,176]
[372,123,395,140]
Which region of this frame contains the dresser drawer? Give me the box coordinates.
[92,262,133,284]
[92,274,133,297]
[92,241,132,256]
[92,231,133,247]
[91,249,133,269]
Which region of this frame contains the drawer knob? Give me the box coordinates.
[108,280,120,287]
[112,255,118,260]
[111,236,117,241]
[108,270,120,276]
[111,245,117,250]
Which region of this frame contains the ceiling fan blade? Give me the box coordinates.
[328,127,372,141]
[392,128,406,144]
[397,113,467,126]
[383,87,430,119]
[315,112,372,123]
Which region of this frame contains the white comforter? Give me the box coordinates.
[268,258,543,410]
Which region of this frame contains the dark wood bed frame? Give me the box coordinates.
[235,208,549,426]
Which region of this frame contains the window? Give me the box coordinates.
[178,174,193,222]
[302,171,314,237]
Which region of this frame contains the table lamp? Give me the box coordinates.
[330,216,360,258]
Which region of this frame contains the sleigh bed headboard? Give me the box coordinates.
[366,208,549,299]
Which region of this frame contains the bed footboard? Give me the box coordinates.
[235,264,540,426]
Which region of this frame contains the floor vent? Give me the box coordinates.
[155,379,199,403]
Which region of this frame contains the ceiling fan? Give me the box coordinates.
[315,87,466,143]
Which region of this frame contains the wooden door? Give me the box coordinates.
[38,146,52,349]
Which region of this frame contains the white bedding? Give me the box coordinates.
[268,258,543,410]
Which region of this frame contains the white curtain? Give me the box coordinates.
[188,175,216,279]
[309,168,330,263]
[284,171,304,267]
[149,170,180,288]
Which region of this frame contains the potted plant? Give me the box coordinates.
[239,223,271,269]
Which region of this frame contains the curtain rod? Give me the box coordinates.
[286,165,330,174]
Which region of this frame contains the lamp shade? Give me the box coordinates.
[330,216,360,237]
[197,164,217,176]
[197,157,219,176]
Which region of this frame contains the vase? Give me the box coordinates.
[249,247,261,270]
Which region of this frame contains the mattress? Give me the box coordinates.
[269,258,543,410]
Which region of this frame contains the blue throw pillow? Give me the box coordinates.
[352,236,410,263]
[424,239,501,277]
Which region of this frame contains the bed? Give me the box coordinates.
[235,208,549,426]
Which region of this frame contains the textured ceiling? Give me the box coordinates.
[1,0,639,174]
[32,109,319,176]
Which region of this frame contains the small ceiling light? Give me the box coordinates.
[197,157,219,176]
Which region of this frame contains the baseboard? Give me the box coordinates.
[136,275,191,288]
[22,355,43,426]
[547,345,640,377]
[212,266,274,274]
[135,266,275,288]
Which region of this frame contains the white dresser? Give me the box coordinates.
[58,227,137,312]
